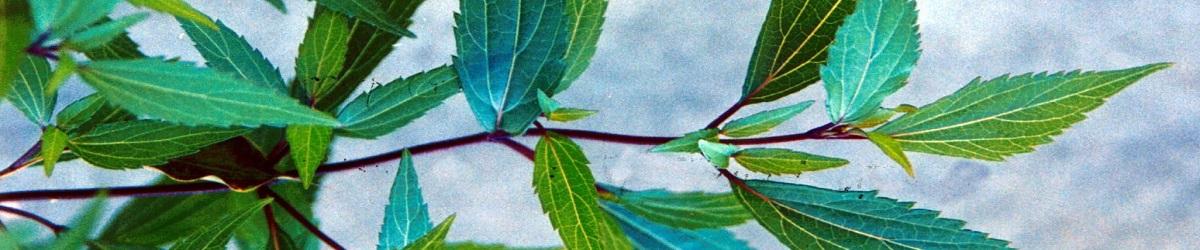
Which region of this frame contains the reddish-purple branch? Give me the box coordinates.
[261,188,345,250]
[0,182,228,202]
[0,141,42,179]
[0,205,65,234]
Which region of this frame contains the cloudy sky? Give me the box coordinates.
[1,0,1197,249]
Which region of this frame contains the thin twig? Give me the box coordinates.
[260,191,284,250]
[260,188,345,250]
[0,205,65,234]
[0,141,43,180]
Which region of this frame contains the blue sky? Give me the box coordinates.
[1,0,1197,249]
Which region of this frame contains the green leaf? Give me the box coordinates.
[822,0,921,123]
[78,58,339,127]
[697,140,738,168]
[234,181,321,250]
[732,148,849,175]
[338,66,460,138]
[81,17,145,60]
[65,13,148,51]
[0,0,32,101]
[847,105,915,129]
[864,130,913,177]
[444,242,561,250]
[49,193,107,250]
[263,0,287,13]
[296,8,351,100]
[554,0,608,93]
[287,125,332,188]
[875,63,1171,161]
[537,90,595,122]
[68,120,247,169]
[721,100,813,137]
[378,150,434,250]
[536,90,560,114]
[534,132,631,249]
[30,0,120,39]
[43,51,75,96]
[315,0,415,37]
[125,0,217,30]
[312,0,425,111]
[171,198,273,250]
[39,127,67,176]
[596,183,751,229]
[732,180,1010,249]
[649,129,718,153]
[740,0,857,103]
[179,18,287,92]
[98,179,260,246]
[403,215,456,250]
[455,0,572,134]
[7,56,53,125]
[599,201,750,250]
[54,94,134,133]
[151,137,280,191]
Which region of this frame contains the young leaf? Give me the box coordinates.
[848,105,916,129]
[596,183,752,229]
[55,94,134,133]
[30,0,120,39]
[314,0,415,37]
[537,90,596,122]
[875,63,1171,161]
[65,13,149,51]
[822,0,921,123]
[864,130,913,177]
[179,18,287,92]
[403,215,456,250]
[338,66,460,139]
[170,198,273,250]
[740,0,857,103]
[40,127,67,176]
[287,125,333,188]
[68,120,248,169]
[732,180,1010,249]
[599,201,751,250]
[732,148,849,175]
[649,129,718,153]
[455,0,572,134]
[263,0,287,13]
[124,0,217,30]
[43,51,75,95]
[378,150,434,250]
[312,0,426,111]
[7,56,53,125]
[296,8,351,100]
[81,17,145,60]
[534,132,631,249]
[536,90,561,114]
[151,137,280,191]
[697,140,739,168]
[98,179,260,246]
[554,0,608,93]
[49,193,107,250]
[77,58,339,127]
[0,0,32,100]
[721,100,813,137]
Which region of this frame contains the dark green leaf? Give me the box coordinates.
[125,0,217,30]
[698,140,738,168]
[554,0,608,93]
[822,0,921,123]
[49,193,107,250]
[534,132,631,249]
[150,137,280,191]
[379,151,433,249]
[649,129,718,153]
[444,242,561,250]
[7,56,53,125]
[98,178,261,246]
[65,13,148,50]
[68,120,247,169]
[40,127,67,176]
[54,93,134,133]
[597,183,751,229]
[337,66,460,138]
[170,198,273,250]
[315,0,414,37]
[312,0,425,111]
[30,0,119,39]
[0,0,32,100]
[455,0,572,134]
[864,130,913,177]
[180,18,287,92]
[296,8,351,100]
[81,17,145,60]
[740,0,857,103]
[235,181,321,250]
[287,125,332,188]
[403,215,456,250]
[721,100,813,137]
[600,201,750,250]
[733,148,849,175]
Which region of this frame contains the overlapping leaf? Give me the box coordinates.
[66,13,149,51]
[649,129,718,153]
[125,0,217,29]
[29,0,119,39]
[55,94,134,133]
[314,0,425,110]
[455,0,572,133]
[170,198,273,250]
[338,66,460,138]
[7,56,53,125]
[288,125,332,188]
[40,127,67,176]
[876,63,1170,161]
[379,151,434,250]
[555,0,608,93]
[596,183,751,229]
[864,130,913,176]
[0,0,32,100]
[533,132,630,249]
[732,148,848,175]
[600,201,750,250]
[741,0,857,103]
[234,182,321,250]
[49,194,108,250]
[150,137,280,191]
[296,8,351,100]
[721,100,813,137]
[822,0,921,123]
[698,140,739,168]
[81,17,145,60]
[98,179,261,247]
[68,120,248,169]
[403,215,456,250]
[180,18,287,91]
[315,0,414,37]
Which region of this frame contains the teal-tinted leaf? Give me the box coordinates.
[697,140,738,168]
[49,193,107,250]
[171,198,272,250]
[741,0,857,103]
[287,125,332,188]
[315,0,414,37]
[99,179,260,246]
[31,0,120,39]
[721,100,813,137]
[733,180,1010,249]
[235,181,321,250]
[68,120,248,169]
[876,63,1171,161]
[78,58,338,127]
[864,130,913,177]
[180,18,287,92]
[732,148,848,175]
[7,56,53,125]
[151,137,280,191]
[444,242,561,250]
[378,150,433,250]
[534,132,631,249]
[0,0,32,100]
[847,105,915,129]
[65,13,148,51]
[596,183,751,229]
[554,0,608,93]
[0,222,39,249]
[125,0,217,30]
[81,17,145,60]
[536,90,560,114]
[649,129,718,153]
[54,94,134,133]
[454,0,572,134]
[600,201,750,250]
[822,0,921,123]
[537,90,595,122]
[263,0,287,13]
[338,66,460,138]
[296,8,350,100]
[39,127,67,176]
[313,0,425,111]
[403,215,456,250]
